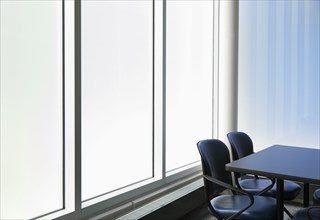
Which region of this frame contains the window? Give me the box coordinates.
[166,0,213,173]
[0,0,217,219]
[81,0,154,202]
[0,1,64,219]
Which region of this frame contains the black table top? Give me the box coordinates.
[226,145,320,184]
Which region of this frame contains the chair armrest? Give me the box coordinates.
[255,177,276,196]
[234,174,276,196]
[203,175,254,220]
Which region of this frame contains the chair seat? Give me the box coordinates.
[313,189,320,205]
[239,178,301,200]
[211,195,277,220]
[293,207,320,220]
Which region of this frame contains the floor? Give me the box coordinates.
[179,202,303,220]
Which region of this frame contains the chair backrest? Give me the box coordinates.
[227,131,254,160]
[197,139,233,202]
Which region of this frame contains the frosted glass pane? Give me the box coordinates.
[166,1,213,172]
[238,0,320,151]
[0,1,63,219]
[82,1,153,201]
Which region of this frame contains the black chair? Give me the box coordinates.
[293,206,320,220]
[314,189,320,205]
[197,139,277,220]
[227,131,301,218]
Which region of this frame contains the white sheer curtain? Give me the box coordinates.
[238,0,319,151]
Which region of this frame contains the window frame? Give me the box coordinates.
[0,0,219,219]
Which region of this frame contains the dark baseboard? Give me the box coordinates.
[140,187,205,220]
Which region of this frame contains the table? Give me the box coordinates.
[226,145,320,220]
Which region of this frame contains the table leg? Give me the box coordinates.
[276,179,284,220]
[304,183,309,207]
